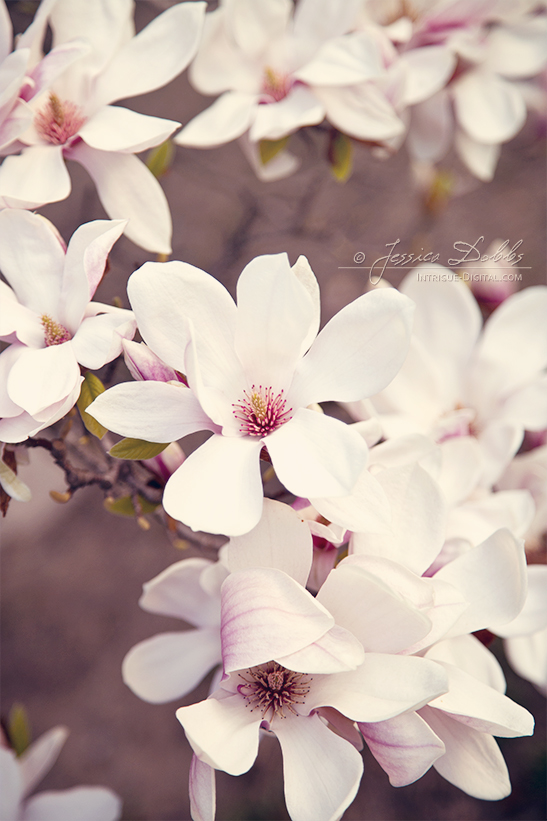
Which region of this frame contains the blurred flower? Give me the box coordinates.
[0,0,206,252]
[89,252,414,536]
[0,209,136,442]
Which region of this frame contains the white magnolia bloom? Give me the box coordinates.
[176,505,449,821]
[0,0,206,252]
[175,0,405,177]
[0,209,136,443]
[89,252,414,536]
[0,726,121,821]
[347,271,547,487]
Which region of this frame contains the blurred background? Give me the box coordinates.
[2,2,546,819]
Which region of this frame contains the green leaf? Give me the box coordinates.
[77,373,107,439]
[146,139,175,178]
[104,494,159,517]
[328,131,353,182]
[109,438,169,460]
[259,135,290,166]
[8,703,31,756]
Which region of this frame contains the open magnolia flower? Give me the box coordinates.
[0,209,136,443]
[0,0,205,252]
[347,268,547,487]
[88,252,414,535]
[0,725,121,821]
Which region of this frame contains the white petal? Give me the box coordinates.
[504,629,547,694]
[454,128,500,181]
[70,310,135,370]
[122,628,221,703]
[496,564,547,638]
[295,31,382,87]
[485,18,547,79]
[67,143,172,254]
[7,344,80,416]
[88,381,211,442]
[250,86,325,142]
[276,624,365,674]
[292,288,414,406]
[399,46,455,106]
[18,727,68,798]
[359,712,445,787]
[425,634,506,693]
[189,755,215,821]
[140,558,223,626]
[220,567,334,673]
[311,465,391,535]
[22,787,122,821]
[0,747,22,821]
[80,106,179,154]
[174,92,257,148]
[0,145,71,207]
[407,90,452,163]
[317,83,405,141]
[266,408,367,498]
[226,498,313,587]
[453,70,526,144]
[274,713,363,821]
[177,694,261,776]
[162,434,264,536]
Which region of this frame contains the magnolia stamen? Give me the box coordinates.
[238,662,312,721]
[35,93,86,146]
[41,314,72,346]
[232,385,292,436]
[261,66,291,103]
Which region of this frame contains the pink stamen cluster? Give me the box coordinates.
[238,662,312,721]
[261,66,291,103]
[232,385,292,436]
[35,93,86,146]
[41,314,72,346]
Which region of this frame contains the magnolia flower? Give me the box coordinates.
[176,504,449,821]
[0,209,136,443]
[0,725,121,821]
[175,0,405,178]
[347,271,547,487]
[88,252,414,536]
[0,0,206,253]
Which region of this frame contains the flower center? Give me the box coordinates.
[261,67,291,103]
[232,385,292,436]
[237,662,312,721]
[35,93,86,146]
[41,314,71,346]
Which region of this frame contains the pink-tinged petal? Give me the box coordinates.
[0,378,82,444]
[295,31,382,87]
[67,143,172,254]
[177,694,261,776]
[266,408,367,498]
[122,628,221,704]
[274,712,363,821]
[496,564,547,638]
[174,92,258,148]
[60,219,127,326]
[26,40,90,101]
[0,747,21,821]
[317,83,405,140]
[189,755,215,821]
[70,310,136,370]
[454,128,500,181]
[234,253,317,390]
[249,86,324,142]
[408,90,452,163]
[127,260,239,385]
[426,661,534,738]
[292,288,414,406]
[420,706,512,800]
[162,434,264,536]
[0,101,34,152]
[0,145,71,207]
[80,107,179,154]
[359,712,445,787]
[276,624,364,674]
[316,560,432,653]
[425,634,506,693]
[504,629,547,694]
[399,46,455,105]
[18,727,68,798]
[22,787,122,821]
[308,654,448,722]
[486,18,547,79]
[140,558,224,626]
[0,283,43,347]
[0,0,12,62]
[0,49,27,117]
[92,2,205,106]
[434,528,527,637]
[351,463,447,575]
[122,340,178,383]
[401,268,482,377]
[226,498,313,587]
[0,209,65,315]
[453,69,526,144]
[220,567,334,673]
[7,343,80,416]
[87,381,212,442]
